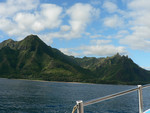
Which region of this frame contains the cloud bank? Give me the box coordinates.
[1,0,150,57]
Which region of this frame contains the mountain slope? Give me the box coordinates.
[75,53,150,84]
[0,47,18,76]
[0,35,150,85]
[0,35,91,82]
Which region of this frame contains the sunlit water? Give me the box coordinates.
[0,78,150,113]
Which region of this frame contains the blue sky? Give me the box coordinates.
[0,0,150,70]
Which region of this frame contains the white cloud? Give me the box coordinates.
[114,30,129,39]
[14,4,62,32]
[80,45,126,56]
[0,1,101,45]
[60,25,71,32]
[85,32,91,36]
[79,39,127,56]
[40,4,62,29]
[117,30,129,35]
[119,0,150,51]
[128,0,150,11]
[60,39,127,57]
[120,26,150,51]
[103,1,125,15]
[103,15,124,28]
[91,39,111,45]
[38,34,53,45]
[0,2,63,38]
[14,13,37,31]
[65,3,100,38]
[90,34,102,38]
[103,1,118,13]
[59,48,80,56]
[40,3,100,40]
[90,0,101,5]
[0,18,15,32]
[0,0,39,17]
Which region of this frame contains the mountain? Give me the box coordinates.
[0,35,150,85]
[75,53,150,84]
[0,35,91,82]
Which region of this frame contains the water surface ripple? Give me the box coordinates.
[0,78,150,113]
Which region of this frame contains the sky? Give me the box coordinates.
[0,0,150,70]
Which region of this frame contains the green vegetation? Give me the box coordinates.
[75,53,150,84]
[0,35,150,85]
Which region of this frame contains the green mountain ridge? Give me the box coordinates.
[0,35,150,85]
[0,35,91,82]
[74,53,150,84]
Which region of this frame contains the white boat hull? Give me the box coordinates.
[144,109,150,113]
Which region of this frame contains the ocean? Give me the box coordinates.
[0,78,150,113]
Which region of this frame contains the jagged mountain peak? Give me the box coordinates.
[108,53,125,59]
[4,38,14,43]
[21,34,44,45]
[0,38,16,49]
[24,34,40,41]
[16,34,49,51]
[0,38,14,45]
[0,35,45,50]
[112,53,122,58]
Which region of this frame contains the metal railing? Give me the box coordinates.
[72,84,150,113]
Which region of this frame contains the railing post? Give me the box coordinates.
[138,85,143,113]
[76,100,84,113]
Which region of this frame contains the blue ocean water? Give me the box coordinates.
[0,78,150,113]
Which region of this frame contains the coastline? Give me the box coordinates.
[7,78,93,85]
[0,77,134,86]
